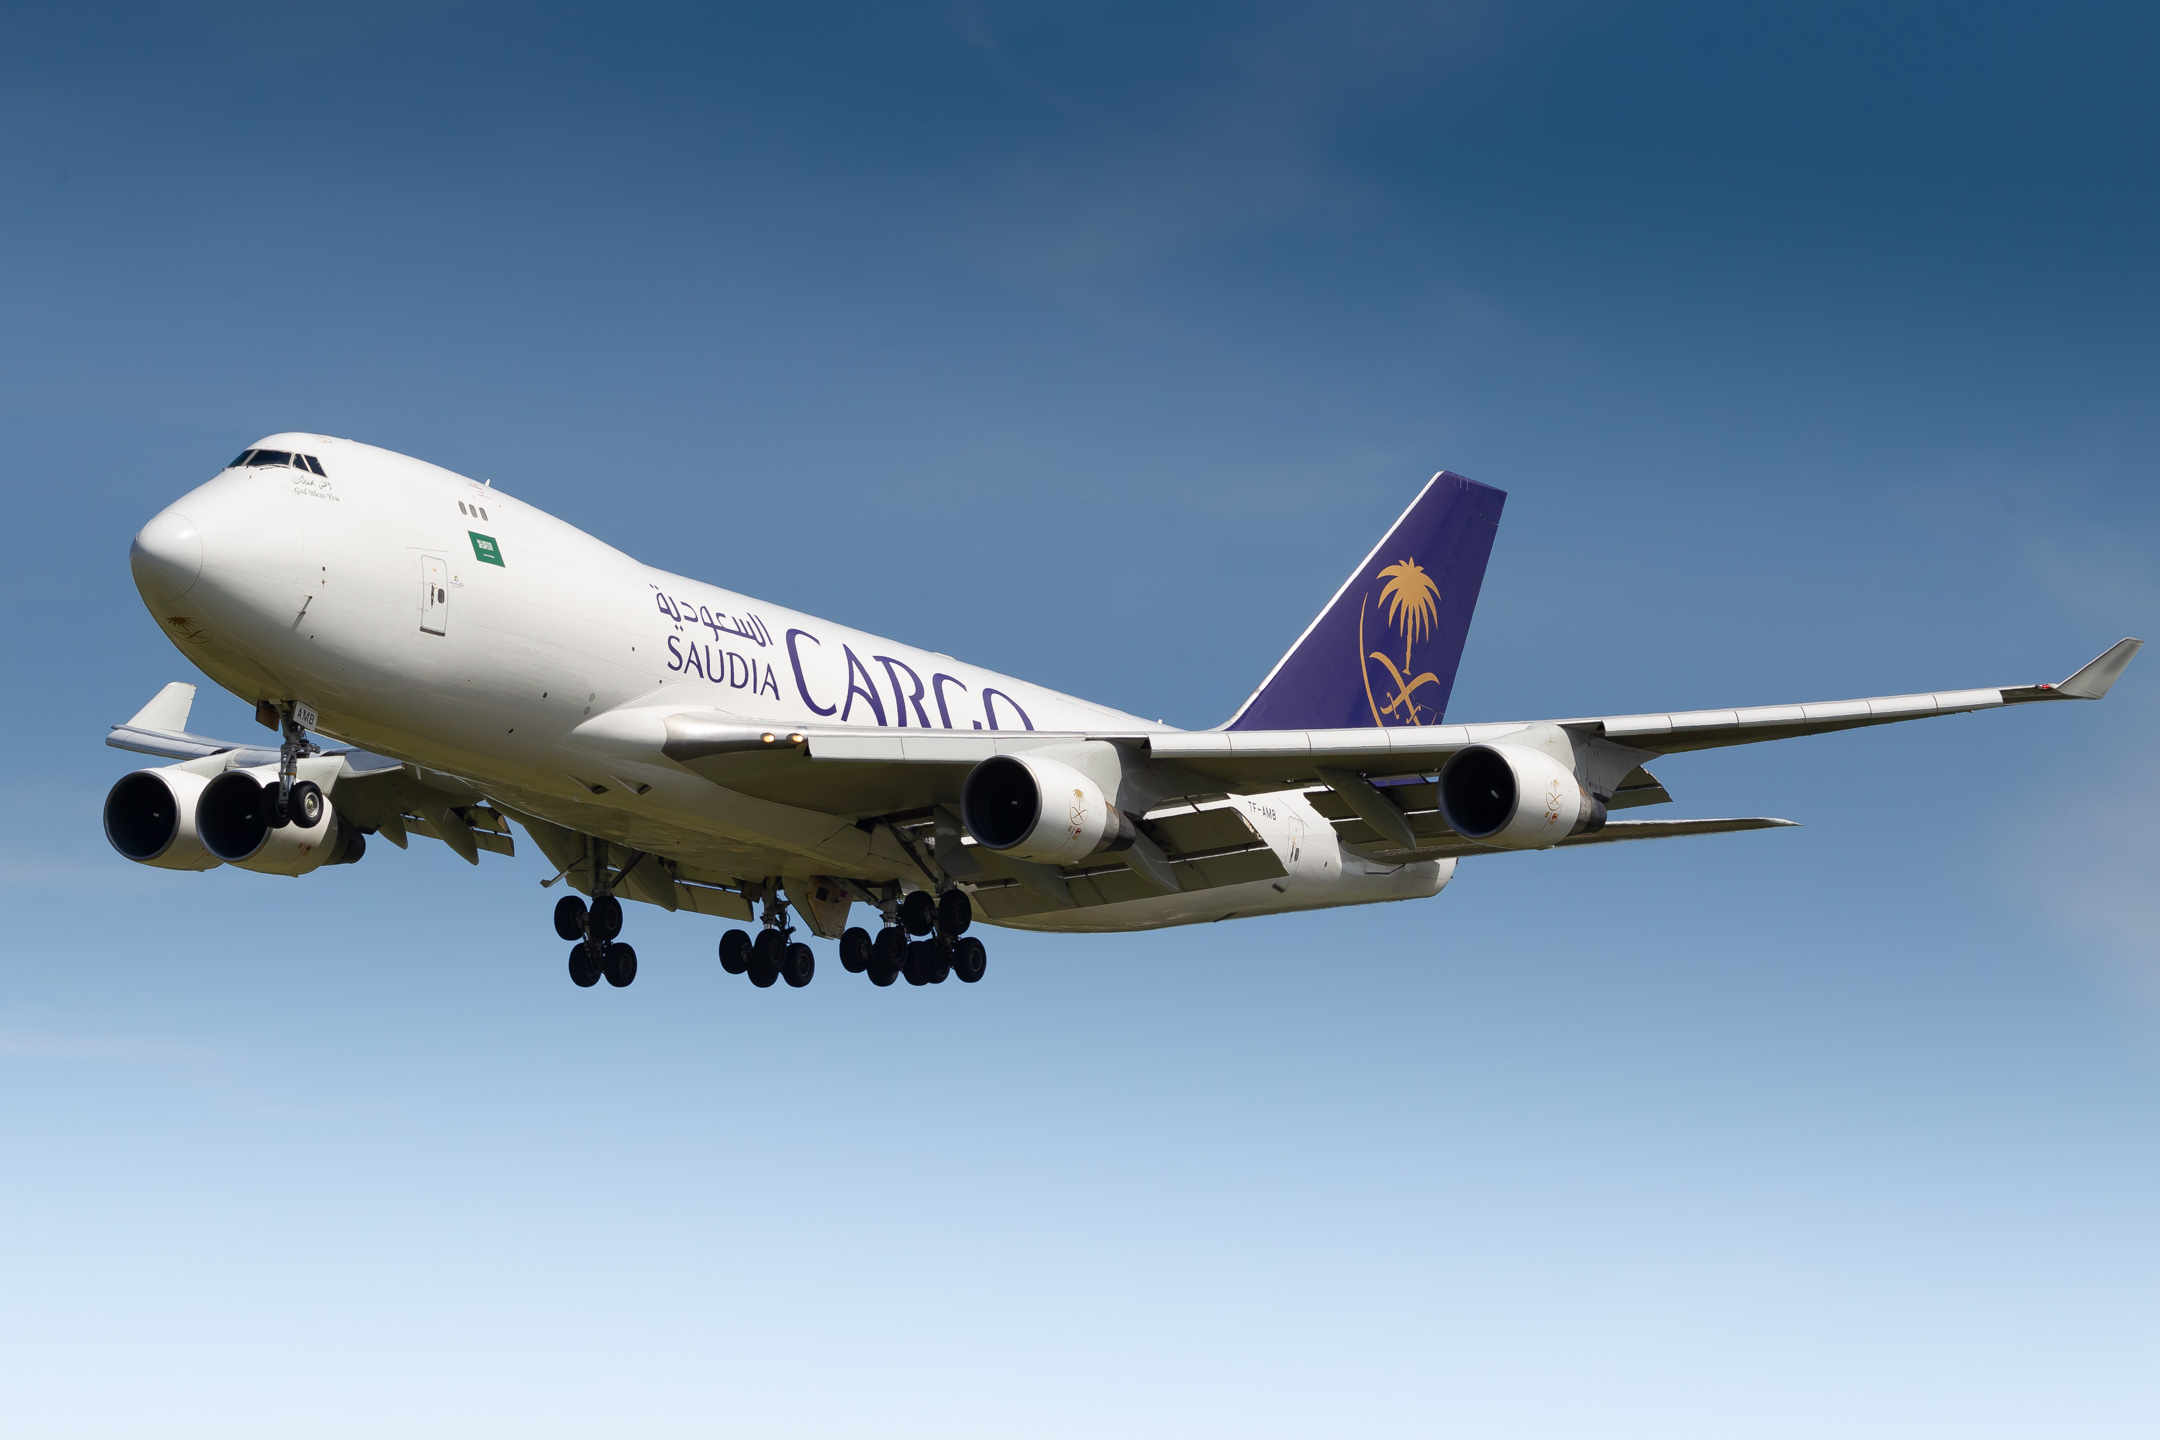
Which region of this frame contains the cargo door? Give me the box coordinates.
[421,556,448,635]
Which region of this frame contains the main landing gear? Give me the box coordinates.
[549,868,989,993]
[555,842,636,989]
[718,885,989,990]
[717,888,813,989]
[877,886,987,987]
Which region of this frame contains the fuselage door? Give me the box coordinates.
[421,556,448,635]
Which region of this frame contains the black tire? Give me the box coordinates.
[259,779,287,829]
[921,936,952,985]
[782,943,815,988]
[952,935,987,983]
[718,928,752,973]
[604,942,638,987]
[568,943,601,988]
[937,888,972,937]
[749,929,782,988]
[902,939,931,985]
[869,928,905,987]
[553,895,588,942]
[838,927,873,973]
[588,893,624,941]
[718,928,752,974]
[899,889,936,937]
[288,780,325,828]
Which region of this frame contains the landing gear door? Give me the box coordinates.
[420,556,448,635]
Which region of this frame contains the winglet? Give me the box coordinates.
[2054,638,2142,699]
[125,681,197,733]
[2004,638,2144,703]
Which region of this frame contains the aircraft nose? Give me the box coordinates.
[131,509,205,603]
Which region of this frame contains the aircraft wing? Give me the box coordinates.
[106,687,515,864]
[634,637,2141,810]
[1141,637,2143,790]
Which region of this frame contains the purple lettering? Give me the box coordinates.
[840,646,888,725]
[786,628,836,716]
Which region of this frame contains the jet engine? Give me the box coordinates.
[104,767,222,871]
[1437,743,1608,849]
[960,753,1136,867]
[195,768,365,875]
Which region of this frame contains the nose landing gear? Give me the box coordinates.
[251,702,324,829]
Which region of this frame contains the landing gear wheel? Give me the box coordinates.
[288,780,325,828]
[782,943,815,988]
[952,936,987,983]
[568,943,601,987]
[604,942,638,987]
[588,893,624,941]
[899,889,936,937]
[937,889,972,937]
[869,928,905,987]
[554,895,589,942]
[921,937,952,985]
[718,928,752,974]
[748,929,783,988]
[839,927,873,973]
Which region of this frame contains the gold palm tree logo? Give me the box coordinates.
[1378,559,1440,652]
[1360,557,1445,725]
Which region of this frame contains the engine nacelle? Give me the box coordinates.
[960,753,1136,867]
[197,768,365,875]
[104,767,222,871]
[1438,743,1608,849]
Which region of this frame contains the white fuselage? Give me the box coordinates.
[130,434,1450,930]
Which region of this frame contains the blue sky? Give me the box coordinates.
[3,4,2157,1435]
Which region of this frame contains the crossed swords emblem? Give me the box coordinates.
[1358,557,1444,726]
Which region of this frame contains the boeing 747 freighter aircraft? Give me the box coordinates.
[108,435,2141,991]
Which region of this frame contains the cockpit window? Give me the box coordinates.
[228,450,253,469]
[304,455,328,476]
[247,450,292,468]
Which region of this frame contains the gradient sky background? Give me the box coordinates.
[3,4,2157,1436]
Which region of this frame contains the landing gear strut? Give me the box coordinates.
[262,702,320,828]
[721,883,813,989]
[557,838,635,989]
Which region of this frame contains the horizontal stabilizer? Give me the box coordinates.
[1541,816,1795,848]
[1327,810,1795,861]
[1417,815,1796,859]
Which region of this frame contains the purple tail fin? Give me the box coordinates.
[1226,471,1506,732]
